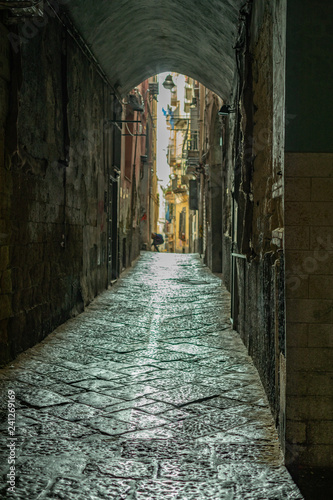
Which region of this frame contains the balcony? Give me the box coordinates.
[167,146,177,166]
[183,132,199,166]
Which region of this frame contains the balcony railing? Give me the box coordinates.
[183,132,199,165]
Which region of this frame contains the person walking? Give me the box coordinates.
[151,233,164,252]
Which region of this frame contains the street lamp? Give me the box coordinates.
[162,74,176,90]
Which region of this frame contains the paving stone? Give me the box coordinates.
[49,368,94,384]
[217,463,304,499]
[201,396,246,410]
[72,378,123,393]
[166,417,222,439]
[117,366,161,376]
[46,382,86,396]
[15,387,71,407]
[211,442,284,466]
[110,408,169,428]
[0,474,49,500]
[164,343,223,355]
[104,397,156,413]
[69,391,124,409]
[150,384,220,406]
[39,403,106,421]
[137,401,175,415]
[121,426,176,440]
[161,408,195,421]
[135,479,234,499]
[104,384,160,400]
[158,459,218,480]
[45,476,134,499]
[96,459,155,478]
[11,359,64,375]
[13,369,57,387]
[0,253,302,499]
[80,416,134,435]
[76,367,128,380]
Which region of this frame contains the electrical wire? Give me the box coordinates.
[125,122,136,137]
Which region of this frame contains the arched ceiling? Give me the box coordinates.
[64,0,244,99]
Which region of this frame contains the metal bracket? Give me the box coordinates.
[106,120,142,124]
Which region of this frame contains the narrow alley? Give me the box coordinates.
[1,253,302,499]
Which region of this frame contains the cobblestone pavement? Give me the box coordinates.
[0,253,303,499]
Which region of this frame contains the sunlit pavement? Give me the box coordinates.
[0,252,303,499]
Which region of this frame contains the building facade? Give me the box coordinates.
[119,78,159,269]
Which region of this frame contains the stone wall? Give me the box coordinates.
[0,15,116,365]
[284,0,333,475]
[220,0,287,433]
[285,153,333,468]
[0,21,11,360]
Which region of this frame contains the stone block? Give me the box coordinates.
[285,250,333,276]
[0,293,12,320]
[308,421,333,445]
[14,287,34,313]
[285,275,308,299]
[309,275,333,299]
[286,371,308,396]
[286,396,333,421]
[286,298,333,324]
[10,267,23,291]
[29,262,45,286]
[312,178,333,202]
[0,164,13,195]
[308,324,333,348]
[0,269,12,294]
[285,177,311,201]
[285,203,311,226]
[285,202,333,227]
[0,219,10,246]
[286,443,333,468]
[309,226,333,251]
[287,347,333,372]
[0,245,9,270]
[286,323,308,347]
[284,226,309,250]
[286,420,306,444]
[285,153,333,178]
[286,371,332,397]
[307,372,333,397]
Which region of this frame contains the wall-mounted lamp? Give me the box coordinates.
[162,74,175,90]
[218,104,236,116]
[128,93,144,112]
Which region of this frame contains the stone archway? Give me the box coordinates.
[63,0,244,100]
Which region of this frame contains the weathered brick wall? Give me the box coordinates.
[0,16,113,365]
[285,153,333,468]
